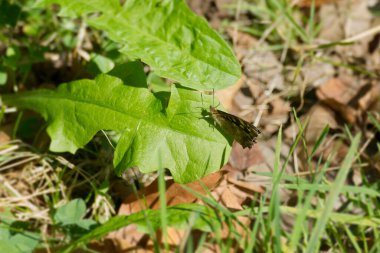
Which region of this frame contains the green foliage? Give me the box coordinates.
[36,0,241,90]
[52,199,98,241]
[0,209,40,253]
[306,134,361,253]
[235,0,320,51]
[0,0,21,27]
[1,0,240,183]
[0,0,79,88]
[54,199,96,228]
[87,53,115,75]
[61,203,221,253]
[0,68,7,85]
[3,74,231,183]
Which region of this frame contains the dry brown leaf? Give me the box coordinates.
[0,131,10,144]
[108,162,267,252]
[316,78,360,123]
[234,89,254,110]
[318,4,345,41]
[317,77,380,125]
[302,62,335,88]
[119,171,225,215]
[297,0,340,7]
[229,142,265,171]
[304,104,338,144]
[358,83,380,111]
[258,97,291,134]
[317,78,355,105]
[226,29,258,50]
[243,50,283,87]
[216,76,244,111]
[106,172,225,252]
[227,176,265,195]
[295,104,339,171]
[220,186,243,210]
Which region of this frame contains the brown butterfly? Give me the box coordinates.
[209,106,261,149]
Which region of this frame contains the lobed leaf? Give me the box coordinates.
[3,74,231,183]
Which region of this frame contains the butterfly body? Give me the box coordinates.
[209,106,261,149]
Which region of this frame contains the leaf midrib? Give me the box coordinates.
[5,92,226,144]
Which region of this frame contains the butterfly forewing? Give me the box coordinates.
[210,106,260,148]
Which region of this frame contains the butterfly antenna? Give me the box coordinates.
[212,88,217,129]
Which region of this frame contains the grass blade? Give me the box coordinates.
[305,133,361,253]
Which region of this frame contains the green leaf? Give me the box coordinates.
[3,74,231,183]
[54,199,86,225]
[0,240,19,253]
[87,53,115,75]
[0,0,21,27]
[108,61,147,88]
[9,232,40,253]
[4,46,21,70]
[147,72,171,92]
[37,0,241,90]
[61,203,221,253]
[0,211,40,253]
[75,219,98,230]
[35,0,121,17]
[0,69,7,85]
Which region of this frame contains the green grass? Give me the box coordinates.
[1,104,379,252]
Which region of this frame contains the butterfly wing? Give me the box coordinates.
[210,107,261,148]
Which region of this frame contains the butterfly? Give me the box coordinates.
[209,106,261,149]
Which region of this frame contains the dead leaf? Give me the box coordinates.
[226,29,258,50]
[220,186,243,210]
[318,4,345,41]
[0,131,10,144]
[358,82,380,111]
[258,97,291,134]
[107,171,225,252]
[119,171,225,215]
[216,76,244,111]
[316,78,359,123]
[229,142,265,171]
[317,78,355,104]
[233,89,254,110]
[302,62,335,88]
[304,104,339,144]
[297,0,340,7]
[227,176,265,195]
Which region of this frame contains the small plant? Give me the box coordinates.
[3,0,242,183]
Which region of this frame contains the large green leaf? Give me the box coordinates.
[3,74,231,183]
[35,0,241,90]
